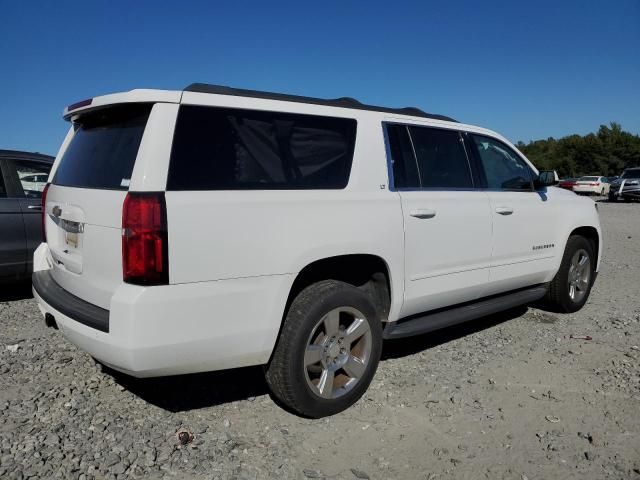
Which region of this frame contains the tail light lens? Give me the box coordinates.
[122,192,168,285]
[41,183,50,242]
[590,183,598,186]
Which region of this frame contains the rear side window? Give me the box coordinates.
[0,167,6,197]
[409,126,473,189]
[167,106,357,190]
[386,125,420,189]
[53,104,151,190]
[15,159,52,198]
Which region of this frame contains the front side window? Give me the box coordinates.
[167,106,357,190]
[409,126,473,189]
[471,135,533,190]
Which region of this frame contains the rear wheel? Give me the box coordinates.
[265,280,382,417]
[608,192,617,202]
[546,235,595,313]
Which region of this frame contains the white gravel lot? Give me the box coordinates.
[1,199,639,480]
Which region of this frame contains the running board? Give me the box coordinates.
[383,285,548,340]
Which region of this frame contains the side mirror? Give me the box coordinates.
[535,170,559,189]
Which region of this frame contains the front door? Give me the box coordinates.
[466,133,558,294]
[385,124,493,317]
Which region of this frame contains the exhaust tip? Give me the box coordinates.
[44,313,58,330]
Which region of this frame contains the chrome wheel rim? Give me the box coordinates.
[304,307,372,399]
[568,249,591,303]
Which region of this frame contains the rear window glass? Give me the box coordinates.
[167,106,357,190]
[53,104,151,190]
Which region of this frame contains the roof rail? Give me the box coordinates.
[184,83,457,122]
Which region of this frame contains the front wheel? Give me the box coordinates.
[546,235,595,313]
[265,280,382,417]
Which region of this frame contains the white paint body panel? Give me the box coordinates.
[33,87,602,377]
[399,191,492,316]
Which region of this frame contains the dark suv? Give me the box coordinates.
[609,167,640,202]
[0,150,53,282]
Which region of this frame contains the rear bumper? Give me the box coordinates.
[32,244,293,378]
[32,270,109,332]
[572,186,600,194]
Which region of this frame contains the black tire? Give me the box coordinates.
[608,193,617,202]
[546,235,595,313]
[265,280,382,418]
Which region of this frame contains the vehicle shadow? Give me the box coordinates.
[105,305,531,413]
[0,279,33,302]
[103,364,269,413]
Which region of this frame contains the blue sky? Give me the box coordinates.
[1,0,638,155]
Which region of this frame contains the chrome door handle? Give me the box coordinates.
[27,205,42,210]
[495,206,514,215]
[410,209,436,219]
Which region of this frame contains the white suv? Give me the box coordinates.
[33,84,602,417]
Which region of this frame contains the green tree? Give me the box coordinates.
[518,123,640,177]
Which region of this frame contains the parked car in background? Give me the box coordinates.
[573,176,610,195]
[19,172,49,193]
[609,167,640,202]
[558,177,578,191]
[0,150,53,282]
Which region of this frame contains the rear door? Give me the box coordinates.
[0,160,26,278]
[385,124,493,316]
[45,104,153,309]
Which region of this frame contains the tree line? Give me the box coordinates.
[515,122,640,178]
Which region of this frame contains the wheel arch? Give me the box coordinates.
[266,253,398,366]
[285,254,394,323]
[569,225,601,271]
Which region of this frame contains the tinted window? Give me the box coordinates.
[168,106,357,190]
[53,104,151,190]
[471,135,533,190]
[0,168,6,197]
[409,126,473,188]
[386,125,420,189]
[622,169,640,179]
[15,160,52,198]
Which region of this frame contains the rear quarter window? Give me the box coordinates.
[167,106,357,190]
[53,104,152,190]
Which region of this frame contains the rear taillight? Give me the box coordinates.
[590,182,598,186]
[122,192,168,285]
[41,183,50,242]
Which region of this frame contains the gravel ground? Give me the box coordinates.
[1,200,639,480]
